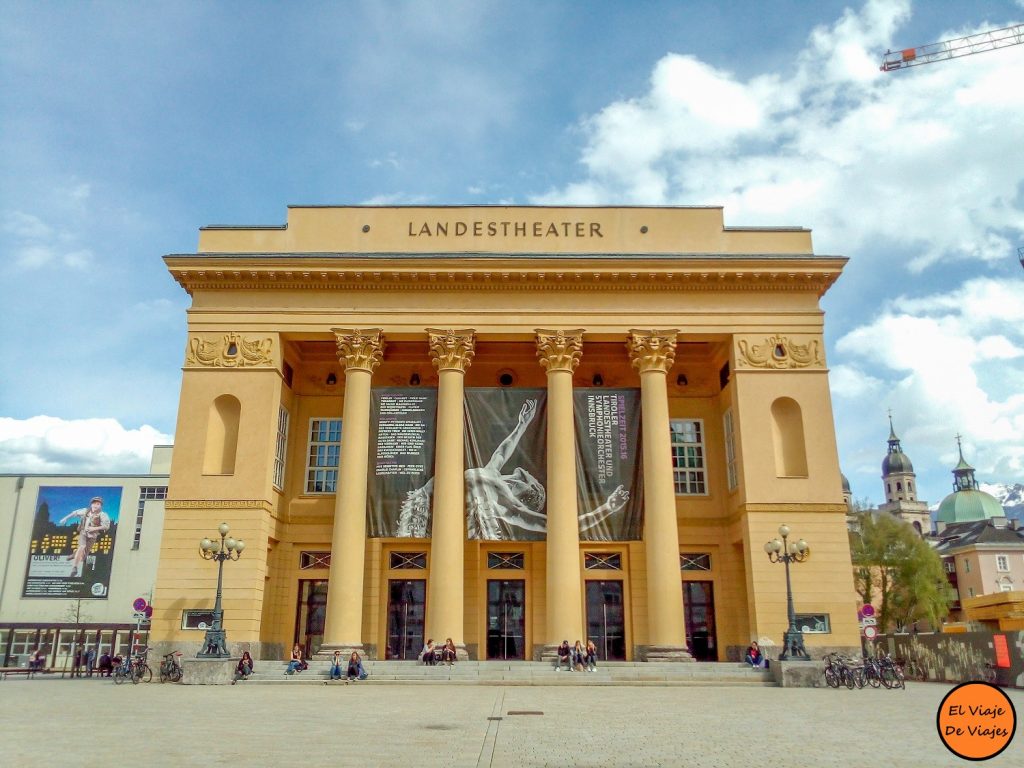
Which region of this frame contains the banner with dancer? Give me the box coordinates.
[23,486,123,599]
[574,389,644,541]
[367,388,438,538]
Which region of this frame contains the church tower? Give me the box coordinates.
[878,415,931,535]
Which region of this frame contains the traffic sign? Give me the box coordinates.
[863,625,878,640]
[861,604,875,618]
[861,616,877,627]
[133,597,148,612]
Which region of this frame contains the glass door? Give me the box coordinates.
[295,579,329,658]
[585,580,626,661]
[486,580,525,660]
[386,579,426,660]
[683,580,717,661]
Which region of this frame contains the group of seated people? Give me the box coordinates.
[419,638,458,666]
[554,640,598,672]
[330,650,368,681]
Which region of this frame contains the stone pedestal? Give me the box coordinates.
[637,645,695,663]
[180,657,238,685]
[771,659,823,688]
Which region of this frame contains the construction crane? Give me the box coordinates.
[880,23,1023,71]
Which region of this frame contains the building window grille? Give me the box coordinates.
[680,553,711,571]
[723,409,738,491]
[181,610,217,630]
[299,552,332,570]
[273,405,290,490]
[670,419,707,495]
[389,552,427,570]
[133,486,167,550]
[996,555,1010,572]
[305,418,341,493]
[487,552,525,570]
[584,552,622,570]
[795,613,830,634]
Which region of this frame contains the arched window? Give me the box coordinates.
[896,481,902,491]
[203,394,241,474]
[770,397,808,477]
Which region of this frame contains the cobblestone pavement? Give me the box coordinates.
[1,679,1020,767]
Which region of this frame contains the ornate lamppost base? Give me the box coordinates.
[778,628,810,661]
[197,628,231,658]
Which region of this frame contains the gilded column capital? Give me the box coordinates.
[535,329,585,373]
[627,329,679,374]
[426,328,476,372]
[331,328,385,372]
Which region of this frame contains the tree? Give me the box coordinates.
[849,512,952,633]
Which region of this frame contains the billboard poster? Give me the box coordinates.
[574,389,644,541]
[464,388,548,541]
[23,486,123,599]
[367,388,438,538]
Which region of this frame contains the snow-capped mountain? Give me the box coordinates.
[980,482,1024,522]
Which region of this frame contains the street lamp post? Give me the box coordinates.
[763,524,810,661]
[197,522,245,658]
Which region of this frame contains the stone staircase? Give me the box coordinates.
[240,660,776,687]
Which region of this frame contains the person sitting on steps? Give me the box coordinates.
[554,640,572,671]
[234,651,254,682]
[329,650,345,680]
[745,641,765,669]
[440,638,457,666]
[346,651,368,681]
[584,640,598,672]
[285,644,307,675]
[420,639,436,666]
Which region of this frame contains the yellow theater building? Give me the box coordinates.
[150,205,859,663]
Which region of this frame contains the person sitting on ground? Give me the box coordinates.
[330,650,344,680]
[420,639,436,666]
[346,651,368,681]
[97,650,113,677]
[285,644,306,675]
[440,638,457,666]
[554,640,572,671]
[745,641,765,668]
[584,640,598,672]
[572,640,586,672]
[235,651,254,682]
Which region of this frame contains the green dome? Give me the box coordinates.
[935,488,1004,524]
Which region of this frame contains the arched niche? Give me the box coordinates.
[203,394,241,474]
[770,397,808,477]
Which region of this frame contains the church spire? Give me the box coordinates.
[952,434,979,492]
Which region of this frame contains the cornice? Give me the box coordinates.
[164,254,845,298]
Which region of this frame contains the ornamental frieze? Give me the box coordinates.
[736,335,824,369]
[535,329,585,372]
[427,328,476,372]
[186,333,274,368]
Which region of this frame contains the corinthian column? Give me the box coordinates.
[536,329,585,655]
[320,328,384,657]
[425,329,475,659]
[627,329,692,662]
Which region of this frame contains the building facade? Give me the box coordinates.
[149,205,859,662]
[0,447,170,668]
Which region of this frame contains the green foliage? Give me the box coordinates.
[849,512,952,633]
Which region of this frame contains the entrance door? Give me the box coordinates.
[585,580,626,661]
[386,579,426,660]
[295,579,328,658]
[683,580,717,661]
[486,580,525,659]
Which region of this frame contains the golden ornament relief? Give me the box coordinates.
[186,333,274,368]
[427,328,476,372]
[736,335,824,369]
[332,328,385,372]
[535,329,585,372]
[627,329,678,374]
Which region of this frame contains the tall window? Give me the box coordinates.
[670,419,706,495]
[996,555,1009,572]
[723,409,738,491]
[305,418,341,493]
[133,486,167,550]
[273,406,290,490]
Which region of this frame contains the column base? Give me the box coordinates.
[314,643,367,661]
[636,644,695,663]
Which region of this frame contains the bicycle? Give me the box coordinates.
[112,655,131,685]
[879,654,905,690]
[130,648,152,684]
[159,651,183,683]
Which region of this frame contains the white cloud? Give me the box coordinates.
[0,416,173,475]
[531,0,1024,272]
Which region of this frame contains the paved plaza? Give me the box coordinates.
[1,678,1020,767]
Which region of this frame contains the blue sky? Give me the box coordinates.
[1,0,1022,507]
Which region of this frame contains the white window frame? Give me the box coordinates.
[273,405,290,491]
[995,554,1009,572]
[305,418,342,494]
[670,419,707,495]
[723,409,738,491]
[999,583,1013,592]
[964,558,971,574]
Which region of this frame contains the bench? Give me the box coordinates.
[0,667,52,680]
